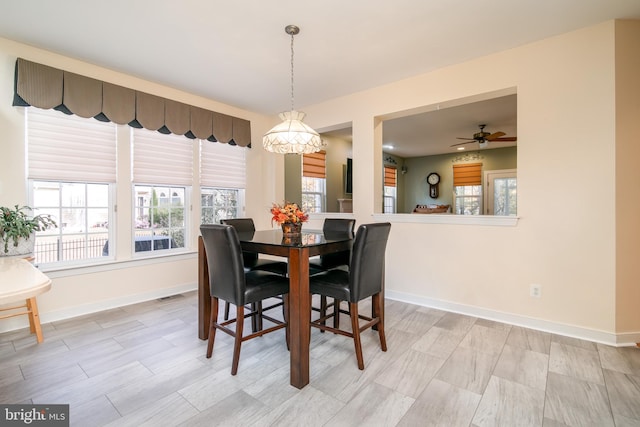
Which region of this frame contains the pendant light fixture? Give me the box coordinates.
[263,25,324,154]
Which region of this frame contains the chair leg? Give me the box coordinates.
[224,301,230,320]
[319,296,327,333]
[283,294,290,351]
[250,302,257,332]
[372,293,387,351]
[334,299,341,329]
[248,301,266,333]
[256,302,263,331]
[231,305,244,375]
[206,297,219,358]
[349,302,365,370]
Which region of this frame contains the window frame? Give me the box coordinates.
[302,151,326,213]
[453,184,483,215]
[131,184,189,257]
[383,166,397,214]
[29,180,115,266]
[26,107,117,267]
[301,176,326,213]
[200,186,245,225]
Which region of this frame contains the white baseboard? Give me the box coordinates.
[3,284,637,348]
[385,290,640,348]
[0,282,197,334]
[615,331,640,346]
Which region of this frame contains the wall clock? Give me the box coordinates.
[427,172,440,198]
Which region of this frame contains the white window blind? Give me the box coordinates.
[133,128,193,185]
[200,140,247,189]
[27,108,116,182]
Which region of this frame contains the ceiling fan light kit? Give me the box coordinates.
[263,25,325,155]
[450,124,516,149]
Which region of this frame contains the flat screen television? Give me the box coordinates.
[345,158,353,194]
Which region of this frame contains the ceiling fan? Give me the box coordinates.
[451,124,517,148]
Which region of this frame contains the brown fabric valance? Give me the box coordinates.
[13,58,251,147]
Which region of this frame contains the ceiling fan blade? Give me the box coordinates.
[486,131,506,140]
[455,137,475,141]
[492,137,517,142]
[450,140,477,147]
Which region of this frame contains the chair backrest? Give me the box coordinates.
[323,218,356,234]
[349,222,391,301]
[320,218,356,269]
[220,218,256,233]
[221,218,259,266]
[200,224,246,306]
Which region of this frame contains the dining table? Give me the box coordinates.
[197,228,353,389]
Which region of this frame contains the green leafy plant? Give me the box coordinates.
[0,205,57,254]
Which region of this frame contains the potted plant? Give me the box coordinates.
[0,205,56,256]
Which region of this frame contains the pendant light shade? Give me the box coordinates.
[263,25,324,154]
[263,110,323,154]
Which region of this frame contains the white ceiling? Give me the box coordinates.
[381,94,518,158]
[1,1,638,157]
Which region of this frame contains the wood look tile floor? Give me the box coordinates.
[1,291,639,427]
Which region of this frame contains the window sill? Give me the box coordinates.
[39,251,197,278]
[371,213,518,227]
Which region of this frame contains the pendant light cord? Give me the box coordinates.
[290,31,295,112]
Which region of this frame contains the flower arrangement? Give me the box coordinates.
[270,201,308,226]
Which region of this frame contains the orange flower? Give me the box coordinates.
[271,202,308,225]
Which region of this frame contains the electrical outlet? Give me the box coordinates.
[530,284,542,298]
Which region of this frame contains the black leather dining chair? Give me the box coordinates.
[221,218,289,275]
[309,218,355,329]
[309,222,391,370]
[309,218,355,273]
[200,224,289,375]
[221,218,288,327]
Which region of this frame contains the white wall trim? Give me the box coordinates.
[386,289,639,347]
[39,252,197,277]
[615,332,640,346]
[0,282,197,334]
[372,213,518,226]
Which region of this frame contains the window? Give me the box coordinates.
[200,140,247,224]
[383,166,397,213]
[453,163,482,215]
[454,185,482,215]
[132,128,192,254]
[27,108,115,265]
[24,102,249,263]
[485,169,517,215]
[132,185,185,252]
[201,188,242,224]
[302,151,326,213]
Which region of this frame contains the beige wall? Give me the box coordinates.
[614,20,640,337]
[325,137,353,212]
[301,20,637,344]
